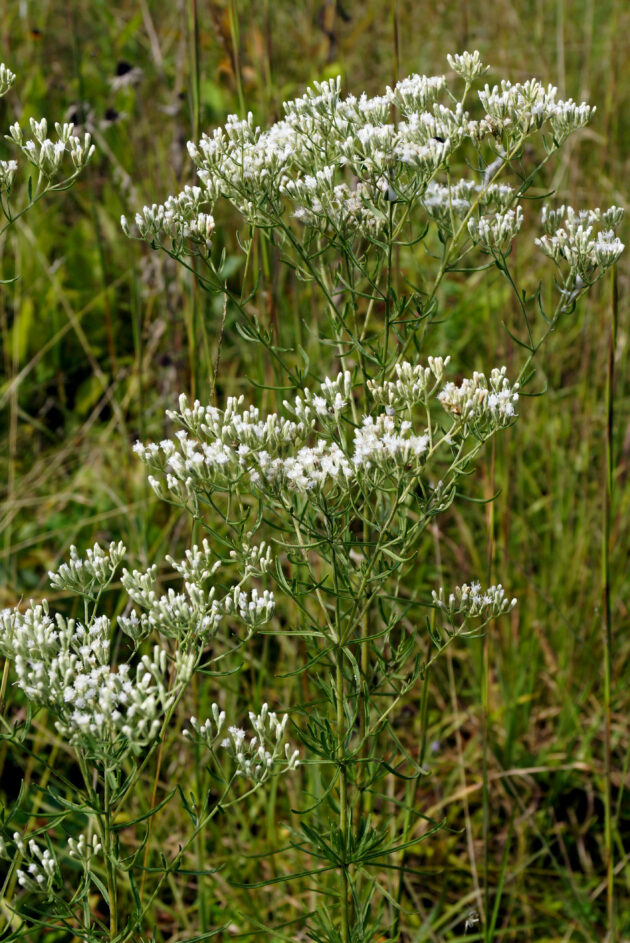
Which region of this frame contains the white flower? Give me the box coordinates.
[217,704,299,784]
[48,541,126,596]
[467,206,523,251]
[536,204,624,280]
[67,833,102,862]
[447,50,488,82]
[368,357,450,409]
[433,581,517,621]
[13,836,58,895]
[387,73,446,114]
[0,63,16,97]
[352,414,429,471]
[438,367,519,429]
[0,159,18,192]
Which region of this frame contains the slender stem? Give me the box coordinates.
[75,753,118,941]
[482,438,496,941]
[196,748,209,933]
[336,648,350,943]
[358,515,370,806]
[138,661,174,902]
[391,665,431,942]
[383,201,394,366]
[291,516,336,638]
[394,140,559,368]
[0,658,9,713]
[119,778,238,943]
[103,771,119,940]
[602,264,617,942]
[227,0,246,117]
[391,0,400,87]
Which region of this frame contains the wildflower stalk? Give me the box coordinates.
[336,651,350,943]
[138,667,175,902]
[0,658,9,712]
[391,665,432,943]
[117,778,235,943]
[602,263,618,942]
[103,771,119,940]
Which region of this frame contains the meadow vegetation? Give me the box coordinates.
[0,2,628,941]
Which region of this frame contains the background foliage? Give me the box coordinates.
[0,1,628,940]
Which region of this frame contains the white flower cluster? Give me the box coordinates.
[433,581,517,621]
[0,604,185,754]
[368,357,450,410]
[5,834,58,895]
[67,832,102,862]
[467,205,523,251]
[7,117,95,178]
[186,702,299,785]
[281,169,387,237]
[283,370,352,429]
[134,390,313,498]
[478,78,594,142]
[165,539,222,584]
[119,545,275,642]
[353,414,429,472]
[175,390,309,444]
[124,52,597,250]
[48,540,125,597]
[135,374,425,500]
[422,178,515,231]
[535,204,624,283]
[251,439,353,494]
[438,366,519,430]
[134,362,522,504]
[118,573,222,642]
[185,701,226,747]
[121,185,216,253]
[219,703,300,785]
[394,103,469,175]
[229,535,273,578]
[0,158,17,192]
[0,62,16,97]
[224,586,276,629]
[0,64,96,204]
[422,178,477,225]
[387,72,446,113]
[447,50,488,82]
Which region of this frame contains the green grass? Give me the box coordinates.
[0,1,629,940]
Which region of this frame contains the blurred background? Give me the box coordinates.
[0,1,628,939]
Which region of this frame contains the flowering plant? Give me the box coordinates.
[1,50,623,942]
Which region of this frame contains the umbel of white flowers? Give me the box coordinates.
[121,50,623,290]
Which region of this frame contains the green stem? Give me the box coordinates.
[602,264,617,942]
[336,649,350,943]
[383,201,394,366]
[119,778,237,943]
[103,771,119,940]
[391,666,431,941]
[394,139,559,367]
[227,0,246,117]
[0,658,9,713]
